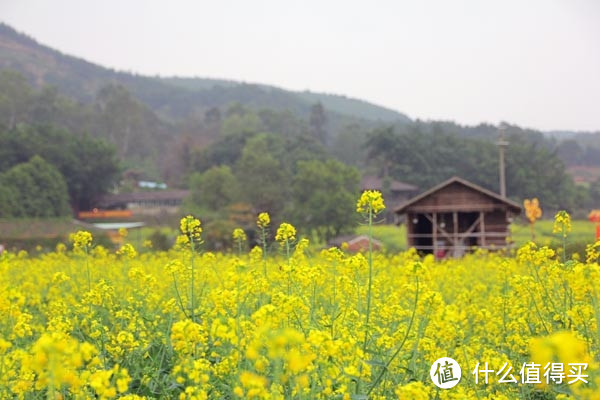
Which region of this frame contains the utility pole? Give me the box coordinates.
[497,123,509,198]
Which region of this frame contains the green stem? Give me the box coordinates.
[85,245,92,315]
[236,273,242,368]
[331,259,337,338]
[190,240,195,322]
[286,239,291,296]
[524,285,550,334]
[589,288,600,354]
[461,345,482,400]
[357,208,374,395]
[367,275,419,396]
[261,227,268,278]
[363,208,374,352]
[172,272,190,319]
[85,245,91,292]
[562,233,566,263]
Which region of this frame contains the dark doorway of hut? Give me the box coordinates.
[411,211,481,259]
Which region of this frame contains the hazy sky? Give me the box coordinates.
[2,0,599,131]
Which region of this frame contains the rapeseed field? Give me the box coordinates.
[1,192,599,399]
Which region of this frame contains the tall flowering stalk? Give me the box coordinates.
[275,222,297,296]
[179,215,203,322]
[232,228,247,256]
[257,212,270,277]
[553,210,571,263]
[553,210,573,329]
[71,231,93,292]
[356,190,385,393]
[232,228,247,369]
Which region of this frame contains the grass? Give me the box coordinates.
[355,223,406,253]
[510,219,596,247]
[355,219,598,254]
[0,218,102,239]
[2,217,597,255]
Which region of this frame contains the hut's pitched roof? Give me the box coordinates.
[394,176,521,214]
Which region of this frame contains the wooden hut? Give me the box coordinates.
[394,177,521,257]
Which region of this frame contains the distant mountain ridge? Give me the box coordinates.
[0,23,411,123]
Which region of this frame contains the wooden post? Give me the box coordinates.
[480,211,486,247]
[432,212,438,258]
[498,125,508,198]
[453,211,458,256]
[407,213,413,247]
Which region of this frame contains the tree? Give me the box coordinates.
[291,159,360,241]
[188,166,239,211]
[0,124,121,211]
[258,108,305,138]
[331,123,369,168]
[221,104,263,137]
[309,102,327,145]
[0,70,32,129]
[555,140,584,167]
[94,84,167,162]
[0,156,71,217]
[63,131,121,211]
[366,126,400,177]
[589,179,600,207]
[283,133,329,174]
[0,184,20,217]
[204,107,221,125]
[364,126,578,210]
[193,130,255,171]
[236,134,290,215]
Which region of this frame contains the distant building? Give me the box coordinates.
[360,175,418,222]
[328,234,383,252]
[138,181,168,189]
[97,190,189,216]
[395,176,521,258]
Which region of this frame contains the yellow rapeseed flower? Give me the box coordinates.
[552,210,572,237]
[275,223,296,244]
[70,231,93,249]
[180,215,202,240]
[356,190,385,215]
[171,319,207,355]
[257,212,270,229]
[232,228,247,242]
[116,243,138,259]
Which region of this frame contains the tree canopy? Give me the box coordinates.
[0,155,71,218]
[365,127,578,210]
[0,124,120,211]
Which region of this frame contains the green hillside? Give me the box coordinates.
[0,23,410,124]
